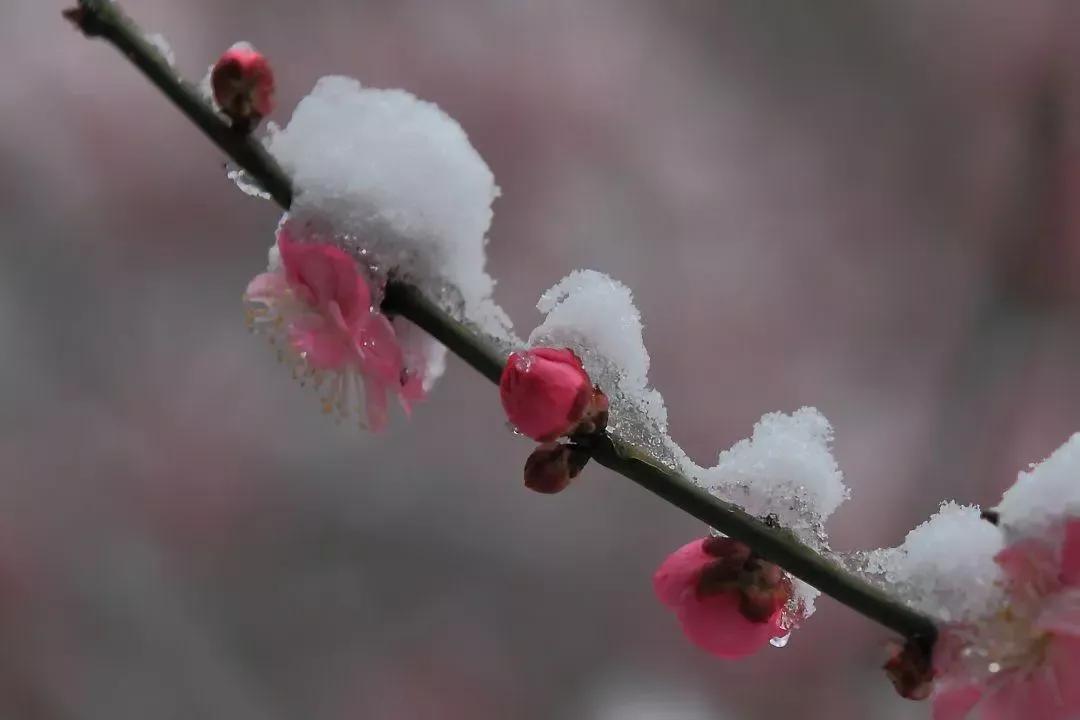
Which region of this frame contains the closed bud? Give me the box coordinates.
[211,43,275,133]
[523,442,589,494]
[654,537,791,658]
[500,348,592,442]
[884,639,934,701]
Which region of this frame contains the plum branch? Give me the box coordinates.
[65,0,938,647]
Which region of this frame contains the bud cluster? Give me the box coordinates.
[499,348,609,494]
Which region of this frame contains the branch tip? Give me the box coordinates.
[61,6,91,34]
[64,1,113,38]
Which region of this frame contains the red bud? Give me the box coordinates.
[523,443,590,494]
[211,44,275,133]
[500,348,592,442]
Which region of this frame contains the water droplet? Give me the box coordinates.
[769,633,791,648]
[988,662,1001,674]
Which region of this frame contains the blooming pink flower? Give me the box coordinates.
[499,348,593,442]
[244,225,423,430]
[211,44,275,131]
[932,519,1080,720]
[653,537,791,658]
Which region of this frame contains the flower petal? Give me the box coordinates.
[675,590,781,659]
[996,539,1059,593]
[356,313,404,387]
[932,685,982,720]
[288,314,351,370]
[1037,589,1080,638]
[653,539,711,608]
[278,227,369,322]
[531,346,584,371]
[245,271,288,304]
[1047,636,1080,713]
[398,369,426,416]
[979,667,1074,720]
[1060,519,1080,586]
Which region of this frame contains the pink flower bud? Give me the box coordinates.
[211,44,275,132]
[523,443,590,494]
[500,348,592,442]
[653,537,791,658]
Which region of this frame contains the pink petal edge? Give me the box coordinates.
[932,685,982,720]
[676,591,782,659]
[653,539,710,608]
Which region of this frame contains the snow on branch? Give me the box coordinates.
[67,4,1080,717]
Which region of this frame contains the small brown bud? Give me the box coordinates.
[523,443,590,494]
[884,638,935,701]
[62,6,88,29]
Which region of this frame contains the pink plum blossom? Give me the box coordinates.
[932,519,1080,720]
[653,537,791,659]
[244,224,423,430]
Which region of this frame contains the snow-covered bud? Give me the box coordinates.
[211,43,275,132]
[654,537,791,658]
[523,443,590,494]
[883,639,934,702]
[500,348,592,442]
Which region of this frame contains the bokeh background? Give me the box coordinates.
[3,1,1080,718]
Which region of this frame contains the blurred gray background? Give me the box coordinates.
[3,1,1080,718]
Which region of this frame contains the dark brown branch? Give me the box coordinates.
[66,0,938,646]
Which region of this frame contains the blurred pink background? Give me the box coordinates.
[3,1,1080,718]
